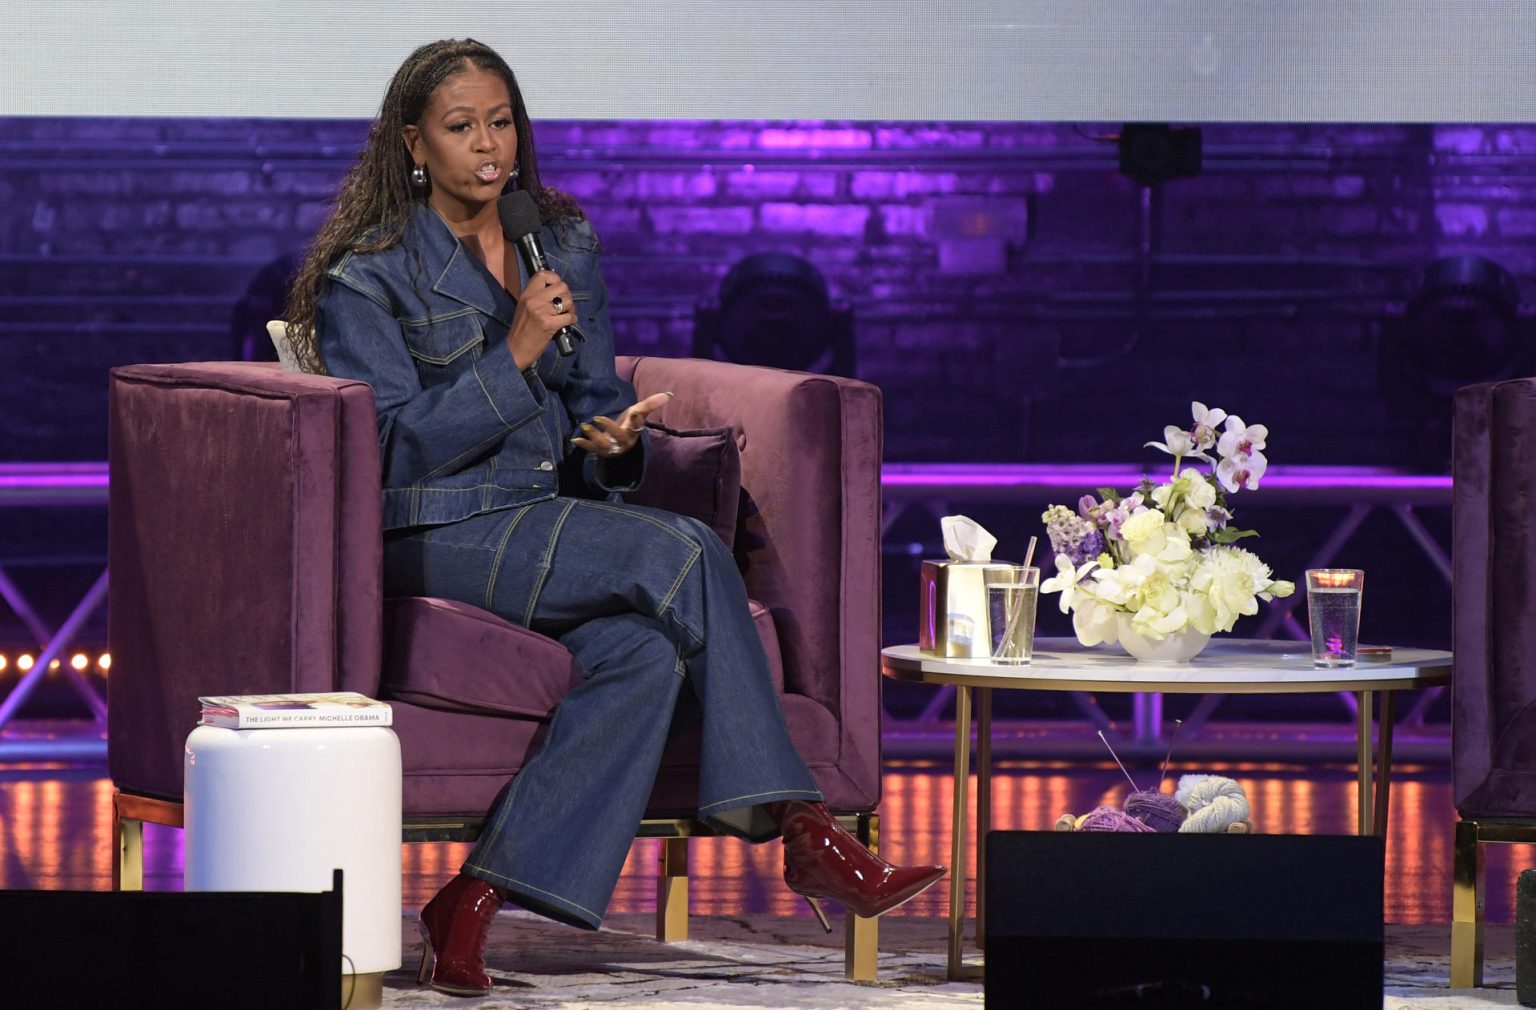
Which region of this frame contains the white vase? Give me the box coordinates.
[1114,613,1212,663]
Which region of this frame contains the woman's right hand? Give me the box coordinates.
[507,269,575,371]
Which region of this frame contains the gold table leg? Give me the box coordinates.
[947,684,971,981]
[1451,820,1484,988]
[1355,690,1373,836]
[976,687,992,952]
[1373,691,1395,838]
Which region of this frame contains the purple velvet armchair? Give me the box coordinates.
[1451,376,1536,987]
[107,355,887,977]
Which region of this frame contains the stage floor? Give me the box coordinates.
[3,737,1530,1005]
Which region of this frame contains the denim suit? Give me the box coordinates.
[319,202,645,530]
[316,202,821,929]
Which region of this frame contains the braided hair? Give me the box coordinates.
[284,38,583,373]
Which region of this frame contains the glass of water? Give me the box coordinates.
[985,565,1039,664]
[1306,569,1364,667]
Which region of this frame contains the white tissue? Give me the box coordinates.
[940,515,996,563]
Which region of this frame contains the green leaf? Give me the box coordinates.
[1095,487,1122,504]
[1208,527,1260,543]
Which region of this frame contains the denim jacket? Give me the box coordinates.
[316,202,646,531]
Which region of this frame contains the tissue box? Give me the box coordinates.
[919,559,1017,658]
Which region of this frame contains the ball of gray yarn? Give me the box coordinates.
[1124,790,1187,832]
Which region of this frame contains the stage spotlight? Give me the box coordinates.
[98,652,112,672]
[1404,255,1523,392]
[1117,124,1202,186]
[0,654,7,673]
[18,654,34,672]
[693,252,855,376]
[70,653,88,671]
[1379,254,1531,470]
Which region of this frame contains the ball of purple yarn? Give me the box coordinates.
[1124,790,1187,833]
[1077,805,1154,832]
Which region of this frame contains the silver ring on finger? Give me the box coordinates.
[607,442,622,456]
[552,296,566,314]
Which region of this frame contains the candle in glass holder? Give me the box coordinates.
[1306,569,1364,667]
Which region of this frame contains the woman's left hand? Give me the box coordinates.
[572,391,673,458]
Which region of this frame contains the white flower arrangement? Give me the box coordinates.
[1039,402,1296,646]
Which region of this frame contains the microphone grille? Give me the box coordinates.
[497,190,543,240]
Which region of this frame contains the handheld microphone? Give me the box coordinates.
[497,190,582,356]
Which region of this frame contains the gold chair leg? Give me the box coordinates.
[656,837,689,943]
[110,789,183,892]
[112,795,143,892]
[845,813,879,981]
[1451,819,1484,989]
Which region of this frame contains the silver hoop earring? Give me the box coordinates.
[410,164,427,188]
[508,165,520,181]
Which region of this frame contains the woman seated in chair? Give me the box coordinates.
[282,38,943,997]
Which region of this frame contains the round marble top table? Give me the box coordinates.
[881,637,1452,980]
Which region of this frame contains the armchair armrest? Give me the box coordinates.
[108,361,384,799]
[617,356,883,806]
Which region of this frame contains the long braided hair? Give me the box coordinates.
[284,38,583,373]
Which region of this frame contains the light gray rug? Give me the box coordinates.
[378,913,1523,1009]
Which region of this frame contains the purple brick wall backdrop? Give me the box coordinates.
[5,119,1534,463]
[3,117,1531,708]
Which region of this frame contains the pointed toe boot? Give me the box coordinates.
[416,872,507,996]
[778,801,946,930]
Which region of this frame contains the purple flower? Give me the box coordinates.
[1067,529,1107,567]
[1042,504,1105,564]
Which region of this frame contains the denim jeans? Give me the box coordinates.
[383,498,823,928]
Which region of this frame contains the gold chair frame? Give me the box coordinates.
[1451,818,1536,988]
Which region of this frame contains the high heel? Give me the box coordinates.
[416,872,508,996]
[415,922,433,984]
[778,801,946,922]
[802,895,832,933]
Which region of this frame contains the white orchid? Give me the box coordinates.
[1217,415,1268,460]
[1039,400,1290,646]
[1190,402,1228,450]
[1144,425,1212,464]
[1040,553,1098,614]
[1216,450,1268,493]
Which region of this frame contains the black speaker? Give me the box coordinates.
[0,870,343,1009]
[985,832,1383,1009]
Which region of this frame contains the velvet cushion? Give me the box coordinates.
[623,422,741,550]
[381,595,784,720]
[381,598,584,719]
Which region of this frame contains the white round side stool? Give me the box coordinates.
[184,725,402,1007]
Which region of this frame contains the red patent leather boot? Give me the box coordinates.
[416,872,508,996]
[777,801,946,931]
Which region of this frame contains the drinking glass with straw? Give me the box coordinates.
[991,536,1040,663]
